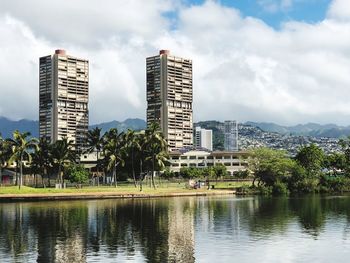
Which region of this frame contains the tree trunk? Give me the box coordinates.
[34,173,37,188]
[58,165,62,187]
[96,151,100,187]
[152,155,156,189]
[0,167,2,187]
[48,172,51,187]
[19,155,23,190]
[43,167,47,188]
[132,150,137,188]
[57,165,61,183]
[15,164,18,186]
[252,177,256,187]
[113,165,117,188]
[139,159,143,192]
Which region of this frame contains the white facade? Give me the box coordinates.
[39,49,89,151]
[224,120,238,151]
[194,127,213,151]
[146,50,193,151]
[169,150,248,175]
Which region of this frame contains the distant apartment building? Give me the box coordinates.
[194,127,213,151]
[146,50,193,151]
[224,120,238,151]
[39,49,89,151]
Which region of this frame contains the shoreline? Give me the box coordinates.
[0,189,236,202]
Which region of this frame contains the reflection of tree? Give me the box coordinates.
[290,196,326,237]
[84,199,172,262]
[3,196,350,261]
[27,202,89,262]
[0,203,35,261]
[246,197,293,237]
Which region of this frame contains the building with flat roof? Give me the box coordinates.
[194,127,213,151]
[39,49,89,151]
[224,120,238,151]
[146,50,193,151]
[168,149,248,176]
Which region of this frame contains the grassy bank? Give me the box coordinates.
[0,180,251,195]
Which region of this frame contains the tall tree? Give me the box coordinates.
[136,132,147,191]
[123,130,140,187]
[145,123,168,189]
[31,138,52,187]
[295,144,325,176]
[51,138,75,187]
[103,129,125,187]
[338,136,350,175]
[7,130,38,189]
[85,127,104,185]
[0,134,12,185]
[248,147,295,187]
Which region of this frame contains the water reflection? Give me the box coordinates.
[1,195,350,262]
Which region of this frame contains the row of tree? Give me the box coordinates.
[247,137,350,194]
[0,123,168,190]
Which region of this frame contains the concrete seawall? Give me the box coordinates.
[0,190,236,202]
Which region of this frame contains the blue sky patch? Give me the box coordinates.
[181,0,331,28]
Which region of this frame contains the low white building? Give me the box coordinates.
[169,148,248,175]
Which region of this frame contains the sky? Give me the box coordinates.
[0,0,350,126]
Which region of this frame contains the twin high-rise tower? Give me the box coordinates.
[39,49,192,152]
[146,50,193,151]
[39,50,89,151]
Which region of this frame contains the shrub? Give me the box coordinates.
[319,175,350,193]
[256,185,273,195]
[66,164,89,185]
[272,181,289,195]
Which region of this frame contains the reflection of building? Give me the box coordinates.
[169,149,248,175]
[195,127,213,151]
[168,198,195,263]
[39,49,89,151]
[146,50,193,151]
[55,234,86,263]
[224,120,238,151]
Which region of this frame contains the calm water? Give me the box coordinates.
[1,195,350,262]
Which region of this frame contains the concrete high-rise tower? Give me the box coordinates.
[224,120,238,151]
[195,127,213,151]
[146,50,193,151]
[39,49,89,151]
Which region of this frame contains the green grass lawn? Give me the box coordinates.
[212,181,252,189]
[0,180,251,195]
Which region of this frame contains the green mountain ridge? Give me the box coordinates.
[1,117,350,139]
[245,121,350,138]
[0,117,147,139]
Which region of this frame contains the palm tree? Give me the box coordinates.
[0,134,12,186]
[103,128,125,187]
[51,138,75,188]
[123,129,140,187]
[31,138,52,187]
[7,130,38,189]
[145,123,168,189]
[85,127,104,185]
[136,132,147,191]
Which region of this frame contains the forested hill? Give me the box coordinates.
[0,117,146,138]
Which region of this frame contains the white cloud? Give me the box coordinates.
[327,0,350,21]
[258,0,294,13]
[0,0,350,125]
